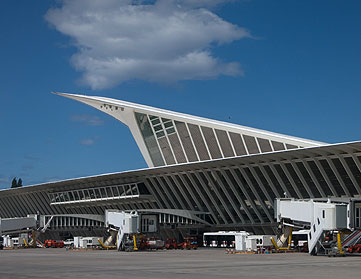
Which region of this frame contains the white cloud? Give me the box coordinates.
[45,0,250,89]
[79,138,95,146]
[79,136,100,146]
[70,114,104,126]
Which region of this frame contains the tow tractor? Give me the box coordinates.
[164,237,198,250]
[44,240,64,248]
[165,238,178,249]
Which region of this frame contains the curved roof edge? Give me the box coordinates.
[53,91,327,169]
[53,91,325,146]
[1,140,360,194]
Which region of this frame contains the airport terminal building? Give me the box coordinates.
[1,93,361,237]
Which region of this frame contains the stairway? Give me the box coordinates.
[308,217,325,255]
[342,230,361,247]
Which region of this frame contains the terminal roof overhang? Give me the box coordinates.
[52,92,326,169]
[53,92,325,147]
[1,140,360,196]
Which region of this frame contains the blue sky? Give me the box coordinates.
[0,0,360,189]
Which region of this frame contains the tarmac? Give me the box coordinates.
[0,248,360,279]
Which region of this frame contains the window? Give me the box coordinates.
[124,185,131,195]
[68,192,74,201]
[106,187,113,197]
[83,190,90,199]
[118,185,125,196]
[89,189,96,199]
[164,121,173,128]
[49,183,142,204]
[151,118,161,125]
[156,131,165,138]
[355,206,361,228]
[112,186,119,196]
[78,191,84,200]
[100,188,106,198]
[154,124,163,132]
[166,127,176,135]
[135,112,164,166]
[73,191,80,200]
[94,189,101,199]
[49,194,55,203]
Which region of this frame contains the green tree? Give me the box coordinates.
[17,178,23,187]
[11,178,17,188]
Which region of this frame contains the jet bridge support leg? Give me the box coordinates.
[271,226,293,250]
[337,232,344,255]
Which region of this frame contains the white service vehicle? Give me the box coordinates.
[73,236,103,249]
[203,231,254,251]
[203,231,275,251]
[247,235,275,248]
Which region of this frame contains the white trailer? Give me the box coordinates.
[2,236,11,248]
[203,231,274,251]
[246,238,257,251]
[203,231,249,250]
[74,236,83,249]
[247,235,275,248]
[73,236,103,249]
[235,233,248,251]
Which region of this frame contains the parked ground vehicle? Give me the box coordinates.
[347,244,361,253]
[179,237,198,250]
[63,239,74,248]
[165,238,178,249]
[147,237,165,250]
[0,236,3,250]
[44,240,64,248]
[121,234,147,252]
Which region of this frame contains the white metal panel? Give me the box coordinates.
[54,92,325,167]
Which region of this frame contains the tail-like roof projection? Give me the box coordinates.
[54,92,325,167]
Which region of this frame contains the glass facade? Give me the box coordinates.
[135,111,309,168]
[135,112,165,166]
[48,183,147,205]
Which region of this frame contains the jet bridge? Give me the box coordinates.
[273,198,360,255]
[0,216,38,235]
